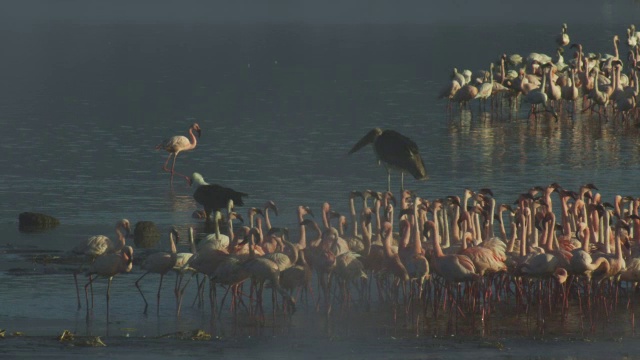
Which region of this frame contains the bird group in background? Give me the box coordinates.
[439,23,640,123]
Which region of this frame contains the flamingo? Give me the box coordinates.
[281,250,313,304]
[177,242,230,316]
[174,227,198,308]
[474,63,495,110]
[241,227,296,321]
[402,198,430,297]
[523,63,558,120]
[380,221,409,304]
[134,227,179,314]
[585,57,609,119]
[262,200,279,231]
[84,246,134,319]
[569,221,609,279]
[334,251,368,308]
[280,206,315,302]
[452,82,479,109]
[592,212,629,283]
[426,200,479,283]
[155,123,201,184]
[438,80,461,110]
[348,128,428,192]
[555,23,570,47]
[561,67,580,116]
[345,191,366,253]
[71,219,131,310]
[302,214,338,313]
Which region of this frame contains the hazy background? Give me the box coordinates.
[1,0,639,26]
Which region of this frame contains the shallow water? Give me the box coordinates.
[5,0,640,358]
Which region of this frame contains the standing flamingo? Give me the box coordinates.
[156,123,201,184]
[555,23,570,47]
[242,227,296,321]
[84,246,134,319]
[134,227,179,314]
[71,219,131,310]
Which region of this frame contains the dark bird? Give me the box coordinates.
[348,128,428,192]
[190,172,248,224]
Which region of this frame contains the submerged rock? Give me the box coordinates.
[18,212,60,232]
[133,221,160,248]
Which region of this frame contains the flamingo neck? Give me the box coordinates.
[451,201,461,243]
[188,127,198,147]
[350,197,358,237]
[361,220,371,256]
[169,232,177,254]
[413,208,422,256]
[298,212,307,251]
[189,228,196,254]
[432,209,444,258]
[114,226,126,253]
[264,208,272,230]
[322,204,330,229]
[441,205,450,248]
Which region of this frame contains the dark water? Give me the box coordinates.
[4,0,640,358]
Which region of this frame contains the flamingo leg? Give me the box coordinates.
[162,152,173,172]
[157,274,164,315]
[74,272,82,310]
[177,272,196,316]
[84,275,98,315]
[106,276,113,322]
[135,271,150,314]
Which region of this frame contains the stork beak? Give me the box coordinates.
[348,129,380,155]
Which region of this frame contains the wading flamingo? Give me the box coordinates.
[156,123,201,184]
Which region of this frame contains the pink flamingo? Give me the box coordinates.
[135,228,179,314]
[84,246,134,319]
[71,219,131,310]
[155,123,201,184]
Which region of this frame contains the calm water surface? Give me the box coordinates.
[4,1,640,358]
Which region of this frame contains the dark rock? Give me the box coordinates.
[133,221,160,248]
[18,212,60,232]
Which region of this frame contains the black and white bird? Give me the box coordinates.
[348,128,428,192]
[189,172,248,224]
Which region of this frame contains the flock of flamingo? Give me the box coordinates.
[439,23,640,122]
[59,25,640,333]
[58,120,640,335]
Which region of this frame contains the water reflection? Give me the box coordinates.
[446,96,640,198]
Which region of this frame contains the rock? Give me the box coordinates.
[18,212,60,232]
[133,221,160,248]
